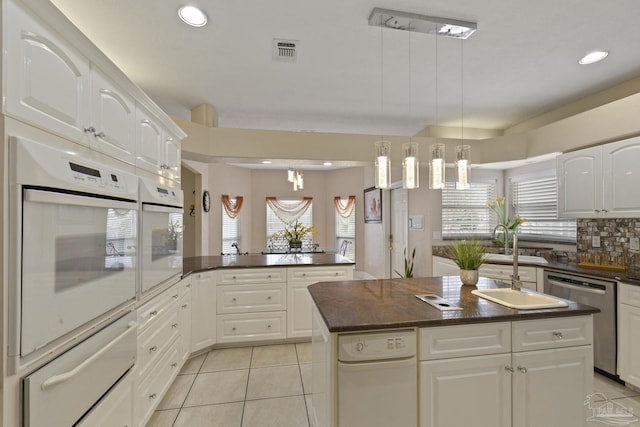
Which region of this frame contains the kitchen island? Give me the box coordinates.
[309,276,599,427]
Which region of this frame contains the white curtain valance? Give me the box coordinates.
[334,196,356,218]
[266,197,312,224]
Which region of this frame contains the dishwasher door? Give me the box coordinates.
[338,330,417,427]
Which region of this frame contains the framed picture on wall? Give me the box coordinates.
[364,186,382,223]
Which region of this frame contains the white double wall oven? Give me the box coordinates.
[8,135,183,426]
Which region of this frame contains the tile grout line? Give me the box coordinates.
[296,343,312,427]
[171,352,207,426]
[239,346,254,426]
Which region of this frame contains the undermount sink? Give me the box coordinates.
[471,288,568,310]
[485,254,548,265]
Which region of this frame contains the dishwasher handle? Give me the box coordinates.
[547,278,606,295]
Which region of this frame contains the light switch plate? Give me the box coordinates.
[592,235,601,248]
[631,237,640,251]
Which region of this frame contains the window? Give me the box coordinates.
[510,176,576,242]
[266,199,313,250]
[442,181,498,238]
[222,198,241,254]
[335,197,356,260]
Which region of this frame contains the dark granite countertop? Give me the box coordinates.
[309,276,599,333]
[183,253,354,276]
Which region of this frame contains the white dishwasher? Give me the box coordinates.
[338,329,418,427]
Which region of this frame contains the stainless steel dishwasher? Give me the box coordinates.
[337,329,417,427]
[544,270,617,377]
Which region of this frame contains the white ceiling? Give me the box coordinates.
[51,0,640,139]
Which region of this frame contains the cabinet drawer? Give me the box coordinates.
[137,310,180,377]
[512,316,593,352]
[217,312,286,343]
[620,283,640,308]
[137,285,180,331]
[420,322,511,360]
[480,264,537,282]
[137,341,181,427]
[217,283,286,314]
[287,266,353,283]
[218,268,286,285]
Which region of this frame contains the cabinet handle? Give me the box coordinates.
[517,366,527,374]
[267,324,272,328]
[182,304,188,308]
[173,294,179,299]
[267,296,272,300]
[335,272,339,276]
[84,126,96,134]
[150,346,158,352]
[602,209,609,213]
[594,209,601,213]
[232,327,236,331]
[149,393,157,399]
[171,362,178,368]
[505,366,514,373]
[172,323,178,328]
[302,273,306,277]
[95,131,105,139]
[232,297,237,302]
[552,331,563,339]
[186,283,191,288]
[232,276,237,279]
[150,310,158,316]
[267,275,272,279]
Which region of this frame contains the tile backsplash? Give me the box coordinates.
[577,218,640,261]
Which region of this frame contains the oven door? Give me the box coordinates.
[141,203,183,294]
[21,188,137,356]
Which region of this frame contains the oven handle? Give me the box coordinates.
[143,204,182,214]
[24,189,138,211]
[546,278,606,295]
[40,321,138,391]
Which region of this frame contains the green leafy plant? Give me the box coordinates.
[448,240,487,270]
[395,248,416,278]
[271,220,317,243]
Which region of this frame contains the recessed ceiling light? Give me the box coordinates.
[579,51,608,65]
[323,162,333,166]
[178,5,208,27]
[261,160,272,164]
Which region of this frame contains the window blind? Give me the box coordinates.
[222,198,241,253]
[511,176,576,242]
[266,200,313,248]
[442,181,497,238]
[335,198,356,260]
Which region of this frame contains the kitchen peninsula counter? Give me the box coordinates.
[309,276,599,332]
[183,253,354,276]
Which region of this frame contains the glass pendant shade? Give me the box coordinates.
[455,145,471,189]
[429,143,445,190]
[402,142,419,189]
[375,140,391,189]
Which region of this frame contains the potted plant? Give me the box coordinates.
[448,240,487,285]
[271,220,317,252]
[395,248,416,278]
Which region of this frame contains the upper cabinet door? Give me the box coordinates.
[5,0,90,143]
[90,68,136,165]
[603,136,640,217]
[163,132,182,182]
[557,146,602,218]
[135,107,163,175]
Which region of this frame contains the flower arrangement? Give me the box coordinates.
[272,220,317,243]
[486,197,526,230]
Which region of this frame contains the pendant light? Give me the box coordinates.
[455,36,470,189]
[402,31,419,189]
[374,16,391,189]
[429,23,444,190]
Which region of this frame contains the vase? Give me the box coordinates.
[459,269,479,286]
[289,241,302,252]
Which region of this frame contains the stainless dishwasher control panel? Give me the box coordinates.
[338,329,416,362]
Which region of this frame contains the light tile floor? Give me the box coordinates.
[147,342,640,427]
[147,343,312,427]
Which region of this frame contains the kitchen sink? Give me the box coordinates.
[471,288,568,310]
[485,254,548,265]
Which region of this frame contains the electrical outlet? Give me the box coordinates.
[631,237,640,251]
[592,235,601,248]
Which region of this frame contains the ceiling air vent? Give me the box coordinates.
[273,39,298,63]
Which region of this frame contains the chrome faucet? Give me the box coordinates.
[492,224,510,255]
[493,223,522,290]
[231,242,240,255]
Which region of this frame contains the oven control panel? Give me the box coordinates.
[68,161,130,192]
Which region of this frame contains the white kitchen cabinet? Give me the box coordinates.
[77,371,134,427]
[421,354,512,427]
[164,131,182,182]
[419,316,593,427]
[5,0,91,143]
[512,346,593,427]
[618,283,640,388]
[287,267,353,338]
[135,107,164,175]
[190,271,217,352]
[89,67,136,164]
[558,136,640,218]
[178,279,192,365]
